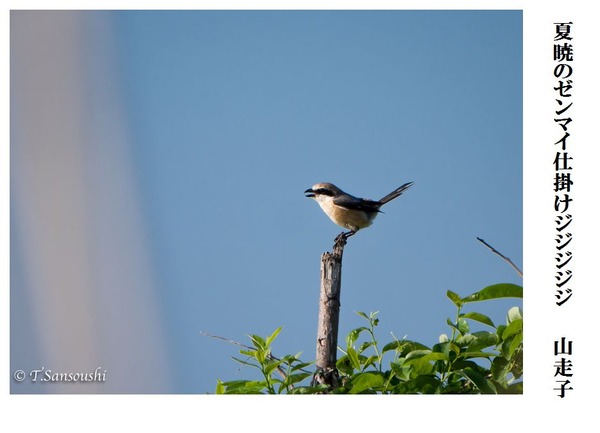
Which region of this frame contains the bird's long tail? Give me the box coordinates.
[378,181,414,204]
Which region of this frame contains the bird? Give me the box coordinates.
[304,182,414,241]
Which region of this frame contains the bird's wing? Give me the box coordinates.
[333,195,382,213]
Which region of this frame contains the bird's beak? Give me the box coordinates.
[304,188,315,198]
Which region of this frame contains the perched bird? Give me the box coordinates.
[304,182,414,240]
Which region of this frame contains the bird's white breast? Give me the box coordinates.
[314,195,375,231]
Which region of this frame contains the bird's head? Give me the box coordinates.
[304,183,343,200]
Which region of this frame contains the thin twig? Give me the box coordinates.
[199,330,255,351]
[199,331,259,377]
[199,331,312,384]
[476,237,523,277]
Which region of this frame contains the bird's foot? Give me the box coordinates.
[334,230,356,244]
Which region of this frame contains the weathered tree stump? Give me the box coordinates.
[312,235,347,389]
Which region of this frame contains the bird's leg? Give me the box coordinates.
[334,230,356,243]
[344,230,357,239]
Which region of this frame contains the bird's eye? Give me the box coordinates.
[317,188,334,196]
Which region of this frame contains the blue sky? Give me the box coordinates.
[11,10,523,394]
[113,10,522,392]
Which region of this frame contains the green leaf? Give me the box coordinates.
[238,349,257,358]
[265,327,282,347]
[460,311,495,328]
[359,341,375,354]
[455,333,477,347]
[446,318,458,333]
[215,380,225,394]
[404,349,433,361]
[449,359,480,372]
[290,361,314,373]
[284,372,313,386]
[432,341,460,359]
[404,350,448,365]
[503,382,523,394]
[231,356,259,369]
[508,332,523,358]
[348,372,385,394]
[441,377,466,394]
[382,340,402,353]
[457,318,470,335]
[405,355,440,376]
[346,327,368,347]
[446,290,464,308]
[255,348,268,363]
[491,357,510,383]
[389,361,410,381]
[496,324,507,339]
[362,355,378,371]
[347,346,361,371]
[249,334,266,350]
[336,355,354,375]
[382,340,429,356]
[461,284,523,303]
[218,380,267,394]
[458,368,497,394]
[460,351,495,360]
[502,319,523,340]
[290,385,329,394]
[355,311,370,320]
[281,354,298,364]
[264,358,284,376]
[466,331,499,351]
[392,376,441,394]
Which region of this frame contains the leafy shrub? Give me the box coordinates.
[216,283,523,394]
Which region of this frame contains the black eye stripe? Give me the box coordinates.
[316,188,334,196]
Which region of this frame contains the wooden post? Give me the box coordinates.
[312,235,347,389]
